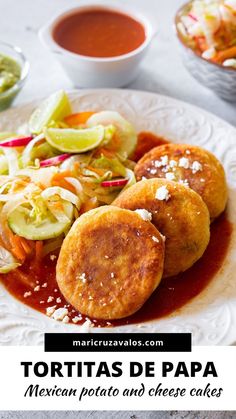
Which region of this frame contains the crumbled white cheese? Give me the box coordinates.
[141,176,147,180]
[200,178,205,183]
[152,236,159,243]
[185,149,191,155]
[62,315,70,324]
[165,172,175,181]
[24,291,32,298]
[179,179,190,188]
[155,186,170,201]
[161,155,169,166]
[169,160,177,168]
[54,288,58,292]
[50,254,57,261]
[40,301,44,304]
[47,296,54,303]
[150,168,157,175]
[110,272,115,278]
[52,307,68,321]
[34,285,40,292]
[179,157,190,169]
[77,272,87,283]
[46,305,57,316]
[56,297,62,304]
[135,209,152,221]
[191,161,203,174]
[72,316,80,324]
[88,295,93,300]
[41,282,47,288]
[80,319,93,332]
[104,255,109,259]
[154,155,169,168]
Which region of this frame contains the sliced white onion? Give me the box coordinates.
[1,194,27,217]
[41,186,80,208]
[65,177,86,202]
[46,201,72,223]
[0,148,19,176]
[17,166,58,188]
[59,154,91,171]
[21,133,45,167]
[123,168,136,191]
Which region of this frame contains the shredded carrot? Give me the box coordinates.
[19,238,33,255]
[51,178,76,193]
[36,182,47,190]
[93,147,116,158]
[11,179,29,193]
[11,242,26,262]
[64,112,95,126]
[7,230,26,262]
[35,241,43,263]
[52,171,73,180]
[51,171,76,193]
[194,36,208,53]
[215,46,236,63]
[86,165,108,176]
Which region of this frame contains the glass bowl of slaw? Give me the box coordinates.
[175,0,236,101]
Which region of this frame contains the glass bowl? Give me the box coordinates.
[175,2,236,102]
[0,41,29,111]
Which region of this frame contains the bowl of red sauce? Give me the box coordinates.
[39,4,154,88]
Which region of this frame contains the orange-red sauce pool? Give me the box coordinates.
[0,132,233,328]
[53,8,146,58]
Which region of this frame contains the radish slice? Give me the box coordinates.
[101,178,128,188]
[188,12,198,21]
[0,136,33,147]
[40,154,71,167]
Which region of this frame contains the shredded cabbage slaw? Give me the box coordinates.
[0,91,137,274]
[177,0,236,68]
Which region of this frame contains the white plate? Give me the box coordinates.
[0,89,236,346]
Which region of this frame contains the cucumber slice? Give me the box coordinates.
[87,111,137,158]
[8,202,73,240]
[29,90,72,135]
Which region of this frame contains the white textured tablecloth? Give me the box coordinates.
[0,0,235,417]
[0,412,236,418]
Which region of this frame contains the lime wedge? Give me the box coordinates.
[29,90,72,134]
[43,125,105,153]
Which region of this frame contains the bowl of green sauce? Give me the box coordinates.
[0,41,29,111]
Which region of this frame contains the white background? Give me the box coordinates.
[0,347,235,411]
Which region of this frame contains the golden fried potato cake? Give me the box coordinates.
[56,206,165,320]
[134,144,227,220]
[113,179,210,278]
